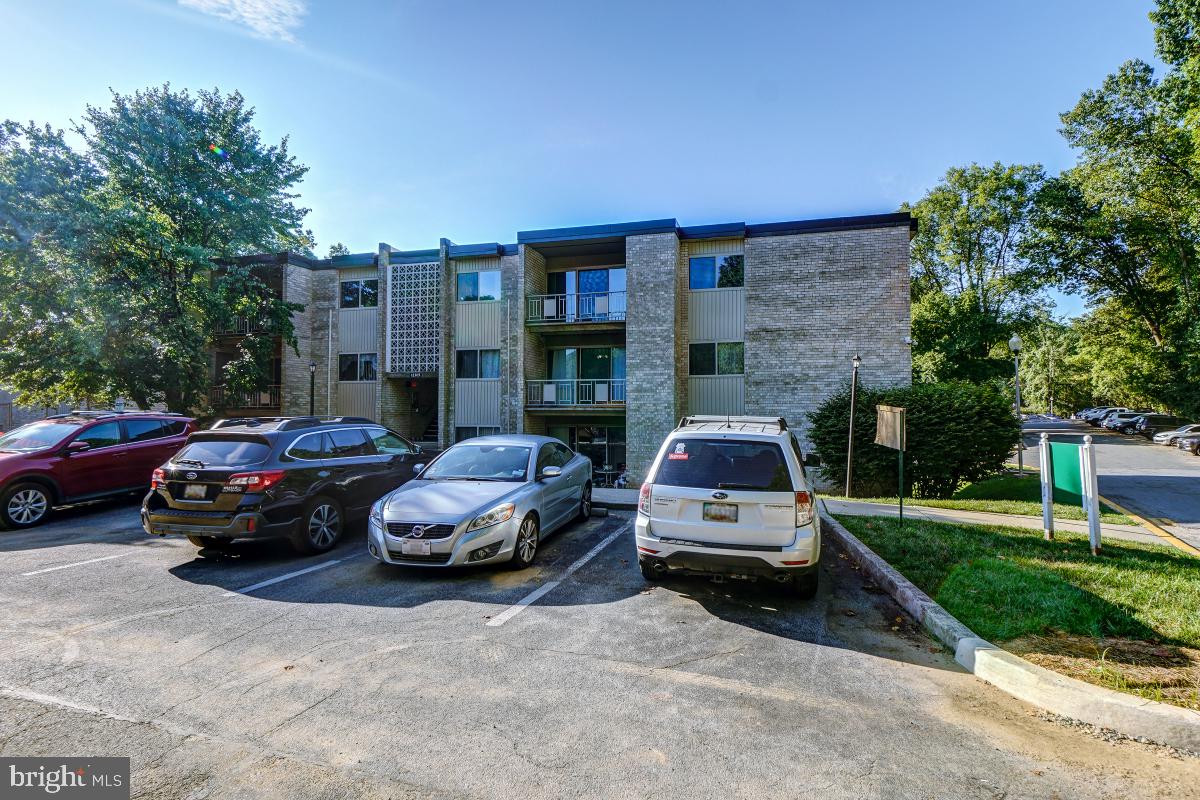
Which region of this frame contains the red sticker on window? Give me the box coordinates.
[668,453,689,460]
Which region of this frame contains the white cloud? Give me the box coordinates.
[178,0,307,43]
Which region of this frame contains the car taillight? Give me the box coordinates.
[639,483,652,515]
[151,468,166,489]
[795,490,814,527]
[227,470,285,492]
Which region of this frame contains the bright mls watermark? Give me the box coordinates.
[1,758,128,799]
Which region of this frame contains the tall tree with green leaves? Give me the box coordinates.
[902,162,1049,383]
[0,86,313,411]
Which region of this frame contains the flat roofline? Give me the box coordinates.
[518,218,678,244]
[744,212,916,238]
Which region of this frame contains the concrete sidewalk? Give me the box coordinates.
[824,498,1164,547]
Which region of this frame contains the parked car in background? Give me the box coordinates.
[1082,407,1125,425]
[367,434,592,570]
[1102,411,1149,431]
[634,415,821,598]
[1134,414,1192,438]
[143,416,421,554]
[1178,432,1200,456]
[0,411,195,529]
[1154,423,1200,446]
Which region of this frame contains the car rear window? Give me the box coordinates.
[653,438,792,491]
[174,438,271,467]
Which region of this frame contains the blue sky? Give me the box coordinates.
[1,0,1161,318]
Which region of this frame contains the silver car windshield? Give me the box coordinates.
[423,444,532,482]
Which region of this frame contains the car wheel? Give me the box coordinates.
[292,496,344,555]
[639,559,662,582]
[789,571,819,600]
[509,515,539,569]
[1,482,52,529]
[577,482,592,522]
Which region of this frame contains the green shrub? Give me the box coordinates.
[807,381,1020,498]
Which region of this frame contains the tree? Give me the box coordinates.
[1015,320,1094,415]
[903,163,1049,383]
[0,86,313,411]
[327,242,350,258]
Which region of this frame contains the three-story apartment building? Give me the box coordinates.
[220,212,914,482]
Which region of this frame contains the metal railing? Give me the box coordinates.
[210,384,282,409]
[216,317,265,336]
[526,291,627,324]
[525,379,626,407]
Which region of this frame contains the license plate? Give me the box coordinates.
[401,539,432,556]
[703,502,738,523]
[183,484,207,500]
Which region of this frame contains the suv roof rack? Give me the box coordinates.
[209,415,377,432]
[677,415,788,431]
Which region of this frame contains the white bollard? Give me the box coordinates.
[1039,433,1054,541]
[1081,435,1102,555]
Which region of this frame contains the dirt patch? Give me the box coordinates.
[1003,632,1200,711]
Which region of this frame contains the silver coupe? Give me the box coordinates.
[367,435,594,569]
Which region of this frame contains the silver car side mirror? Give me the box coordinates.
[540,466,562,480]
[413,463,426,474]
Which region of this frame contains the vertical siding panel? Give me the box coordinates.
[454,379,501,426]
[687,376,745,415]
[688,289,745,342]
[454,301,502,348]
[337,382,377,420]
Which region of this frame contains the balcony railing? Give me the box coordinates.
[216,317,266,336]
[526,291,627,325]
[526,379,626,408]
[210,384,282,409]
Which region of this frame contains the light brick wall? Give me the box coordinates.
[280,264,337,416]
[625,232,681,482]
[436,241,454,448]
[743,226,911,453]
[498,251,524,434]
[519,245,548,433]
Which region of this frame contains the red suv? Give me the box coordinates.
[0,411,196,529]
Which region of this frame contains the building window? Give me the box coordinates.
[338,352,378,381]
[689,342,744,376]
[688,255,744,290]
[456,349,500,379]
[457,270,501,302]
[548,425,626,479]
[455,426,501,442]
[340,279,379,309]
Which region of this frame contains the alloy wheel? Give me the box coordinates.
[8,489,48,525]
[308,504,341,547]
[581,485,592,518]
[517,518,538,563]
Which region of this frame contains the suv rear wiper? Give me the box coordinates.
[717,482,767,490]
[175,458,206,468]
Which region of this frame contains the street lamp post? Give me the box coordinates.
[845,353,862,497]
[308,361,317,416]
[1009,334,1023,476]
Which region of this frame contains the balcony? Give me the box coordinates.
[526,291,626,326]
[526,379,626,410]
[210,384,281,409]
[215,317,268,336]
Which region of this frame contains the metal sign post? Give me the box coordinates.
[1039,433,1054,541]
[874,405,907,523]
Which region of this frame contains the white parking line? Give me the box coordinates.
[486,522,630,627]
[222,556,358,596]
[22,552,135,576]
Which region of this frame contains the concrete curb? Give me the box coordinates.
[820,506,1200,752]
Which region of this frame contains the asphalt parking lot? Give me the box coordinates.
[1,499,1197,799]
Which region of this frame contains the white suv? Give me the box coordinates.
[634,416,820,598]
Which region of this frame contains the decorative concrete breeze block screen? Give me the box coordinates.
[388,261,441,375]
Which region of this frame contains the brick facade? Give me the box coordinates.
[743,226,912,451]
[625,232,682,482]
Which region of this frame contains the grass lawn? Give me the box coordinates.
[839,472,1133,525]
[837,514,1200,709]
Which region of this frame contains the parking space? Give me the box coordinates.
[2,505,1198,799]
